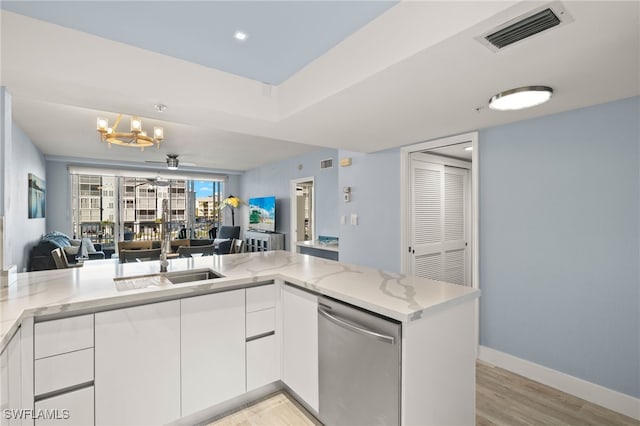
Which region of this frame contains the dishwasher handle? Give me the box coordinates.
[318,306,396,345]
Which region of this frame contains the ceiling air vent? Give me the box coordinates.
[477,2,573,52]
[320,158,333,169]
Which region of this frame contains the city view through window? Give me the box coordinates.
[71,174,224,253]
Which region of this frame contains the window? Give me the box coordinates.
[71,173,224,246]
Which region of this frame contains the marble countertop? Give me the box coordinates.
[296,240,339,252]
[1,251,478,351]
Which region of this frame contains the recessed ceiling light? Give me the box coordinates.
[489,86,553,111]
[464,146,473,151]
[234,31,248,42]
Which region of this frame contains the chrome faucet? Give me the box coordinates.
[160,198,169,273]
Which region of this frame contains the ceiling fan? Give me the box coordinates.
[132,177,170,188]
[144,154,196,170]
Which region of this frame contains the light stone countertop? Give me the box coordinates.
[296,240,340,253]
[1,251,479,351]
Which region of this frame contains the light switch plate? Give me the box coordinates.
[340,215,346,225]
[350,214,358,225]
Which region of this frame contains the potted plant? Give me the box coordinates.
[219,195,245,226]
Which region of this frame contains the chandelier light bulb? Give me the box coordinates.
[130,117,142,133]
[96,117,108,132]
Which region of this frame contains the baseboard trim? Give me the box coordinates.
[478,345,640,421]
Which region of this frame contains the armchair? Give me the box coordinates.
[214,226,241,255]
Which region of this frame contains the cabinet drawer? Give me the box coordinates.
[246,284,276,313]
[35,386,94,426]
[35,348,93,396]
[247,334,280,391]
[246,308,275,338]
[35,314,93,359]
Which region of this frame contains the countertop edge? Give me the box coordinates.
[1,260,479,352]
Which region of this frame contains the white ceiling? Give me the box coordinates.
[1,1,638,173]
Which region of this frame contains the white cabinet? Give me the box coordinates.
[34,315,93,359]
[0,345,7,426]
[181,290,246,417]
[246,284,280,391]
[246,334,279,391]
[33,315,94,426]
[95,300,180,426]
[35,386,94,426]
[1,329,21,426]
[34,348,93,396]
[244,231,285,252]
[282,284,318,412]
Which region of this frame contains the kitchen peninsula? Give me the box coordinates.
[0,251,479,426]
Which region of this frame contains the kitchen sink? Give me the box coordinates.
[165,268,223,284]
[114,268,223,291]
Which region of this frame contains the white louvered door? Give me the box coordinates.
[410,153,470,286]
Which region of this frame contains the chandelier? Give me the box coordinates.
[96,114,164,151]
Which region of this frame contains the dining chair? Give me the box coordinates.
[51,248,83,269]
[176,244,215,258]
[120,248,162,263]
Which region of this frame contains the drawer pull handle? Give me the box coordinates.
[34,381,94,402]
[246,330,275,342]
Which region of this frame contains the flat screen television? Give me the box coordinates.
[248,196,276,232]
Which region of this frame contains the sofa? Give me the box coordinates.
[29,233,104,271]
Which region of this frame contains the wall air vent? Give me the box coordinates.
[320,159,333,169]
[477,2,573,52]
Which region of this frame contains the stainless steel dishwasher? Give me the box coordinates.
[318,296,401,426]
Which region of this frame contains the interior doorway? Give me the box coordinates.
[289,177,315,252]
[410,152,471,285]
[400,132,478,289]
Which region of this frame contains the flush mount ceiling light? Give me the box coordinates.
[96,114,164,151]
[489,86,553,111]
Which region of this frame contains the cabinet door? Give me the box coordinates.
[0,347,7,426]
[95,300,180,426]
[0,334,17,426]
[34,386,94,426]
[6,329,21,426]
[181,290,245,417]
[282,285,318,411]
[247,334,279,391]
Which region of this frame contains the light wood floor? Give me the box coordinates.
[207,392,319,426]
[476,361,639,426]
[208,362,639,426]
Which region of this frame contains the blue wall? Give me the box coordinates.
[239,148,339,246]
[46,160,72,236]
[338,149,401,272]
[10,125,47,272]
[479,96,640,397]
